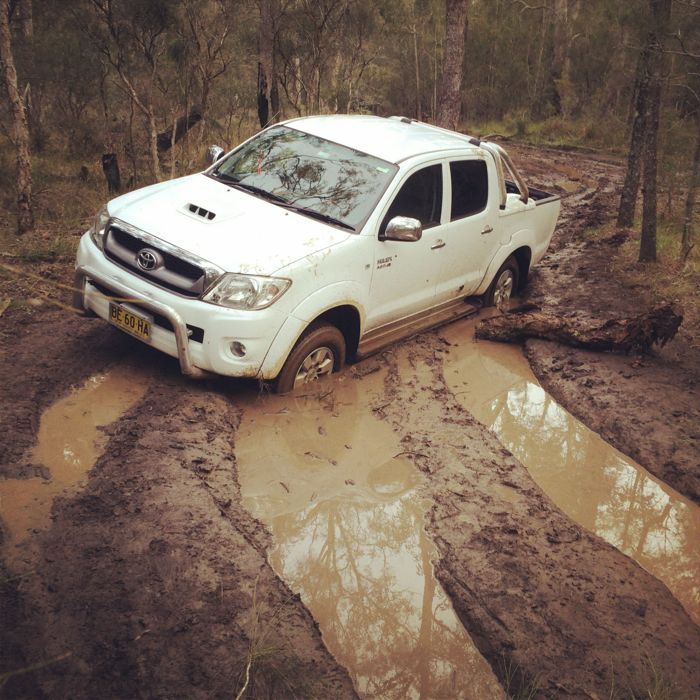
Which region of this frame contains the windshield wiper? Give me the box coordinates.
[213,173,289,204]
[282,204,355,231]
[231,181,289,204]
[212,172,354,230]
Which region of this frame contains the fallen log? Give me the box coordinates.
[156,106,202,152]
[475,302,683,354]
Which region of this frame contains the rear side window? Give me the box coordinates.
[450,160,488,220]
[381,164,443,235]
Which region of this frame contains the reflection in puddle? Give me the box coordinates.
[237,371,504,699]
[441,322,700,625]
[0,365,149,551]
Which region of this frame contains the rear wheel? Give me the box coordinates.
[276,323,346,394]
[486,256,519,308]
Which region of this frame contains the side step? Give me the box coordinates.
[356,297,480,359]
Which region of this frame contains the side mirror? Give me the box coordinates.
[382,216,422,242]
[206,145,225,166]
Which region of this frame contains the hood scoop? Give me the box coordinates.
[185,202,216,221]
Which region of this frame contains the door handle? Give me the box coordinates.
[481,225,494,235]
[431,239,446,250]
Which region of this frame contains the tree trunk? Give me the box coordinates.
[257,0,277,127]
[638,0,671,263]
[435,0,469,130]
[147,111,162,182]
[0,0,34,234]
[617,44,651,229]
[550,0,568,116]
[680,118,700,263]
[475,303,683,354]
[101,153,121,193]
[412,23,421,121]
[257,61,269,128]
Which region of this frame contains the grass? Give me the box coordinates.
[498,656,541,700]
[233,577,322,699]
[607,655,686,700]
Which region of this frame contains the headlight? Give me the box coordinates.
[203,273,291,310]
[89,205,110,250]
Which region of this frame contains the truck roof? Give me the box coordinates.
[283,114,482,164]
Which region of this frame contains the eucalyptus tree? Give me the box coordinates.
[435,0,469,129]
[0,0,33,233]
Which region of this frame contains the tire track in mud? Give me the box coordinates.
[0,321,357,699]
[377,333,700,699]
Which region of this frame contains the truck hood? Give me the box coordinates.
[107,173,352,275]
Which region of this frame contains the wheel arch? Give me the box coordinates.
[312,304,362,361]
[512,245,532,291]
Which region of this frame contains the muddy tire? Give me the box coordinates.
[276,323,346,394]
[485,256,519,308]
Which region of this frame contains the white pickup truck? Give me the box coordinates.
[74,115,560,392]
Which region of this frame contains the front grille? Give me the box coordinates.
[104,226,206,298]
[88,279,204,343]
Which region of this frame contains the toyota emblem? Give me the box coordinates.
[136,248,160,271]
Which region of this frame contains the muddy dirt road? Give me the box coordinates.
[2,146,699,699]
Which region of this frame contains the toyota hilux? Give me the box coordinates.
[73,115,560,392]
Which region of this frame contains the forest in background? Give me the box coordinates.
[0,0,699,264]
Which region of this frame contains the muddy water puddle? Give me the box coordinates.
[440,322,700,625]
[0,365,148,555]
[236,369,505,699]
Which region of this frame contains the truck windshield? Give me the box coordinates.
[210,125,398,231]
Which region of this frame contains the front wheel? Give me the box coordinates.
[275,323,346,394]
[485,256,519,309]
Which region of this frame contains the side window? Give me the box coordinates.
[450,160,488,220]
[380,164,443,235]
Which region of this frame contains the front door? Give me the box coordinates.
[365,163,447,330]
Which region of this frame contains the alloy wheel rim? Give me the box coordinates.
[494,270,514,308]
[293,346,335,387]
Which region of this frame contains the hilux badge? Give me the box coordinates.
[136,248,159,271]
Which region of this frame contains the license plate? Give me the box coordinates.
[109,302,151,342]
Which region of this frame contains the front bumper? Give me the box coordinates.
[74,265,209,377]
[73,234,292,379]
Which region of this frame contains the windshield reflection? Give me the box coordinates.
[236,371,505,699]
[212,126,397,230]
[441,323,700,626]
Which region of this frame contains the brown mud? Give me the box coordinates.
[441,323,700,628]
[1,145,700,699]
[0,322,357,699]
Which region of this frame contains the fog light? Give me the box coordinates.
[230,341,246,357]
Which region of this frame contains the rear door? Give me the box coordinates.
[436,158,500,300]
